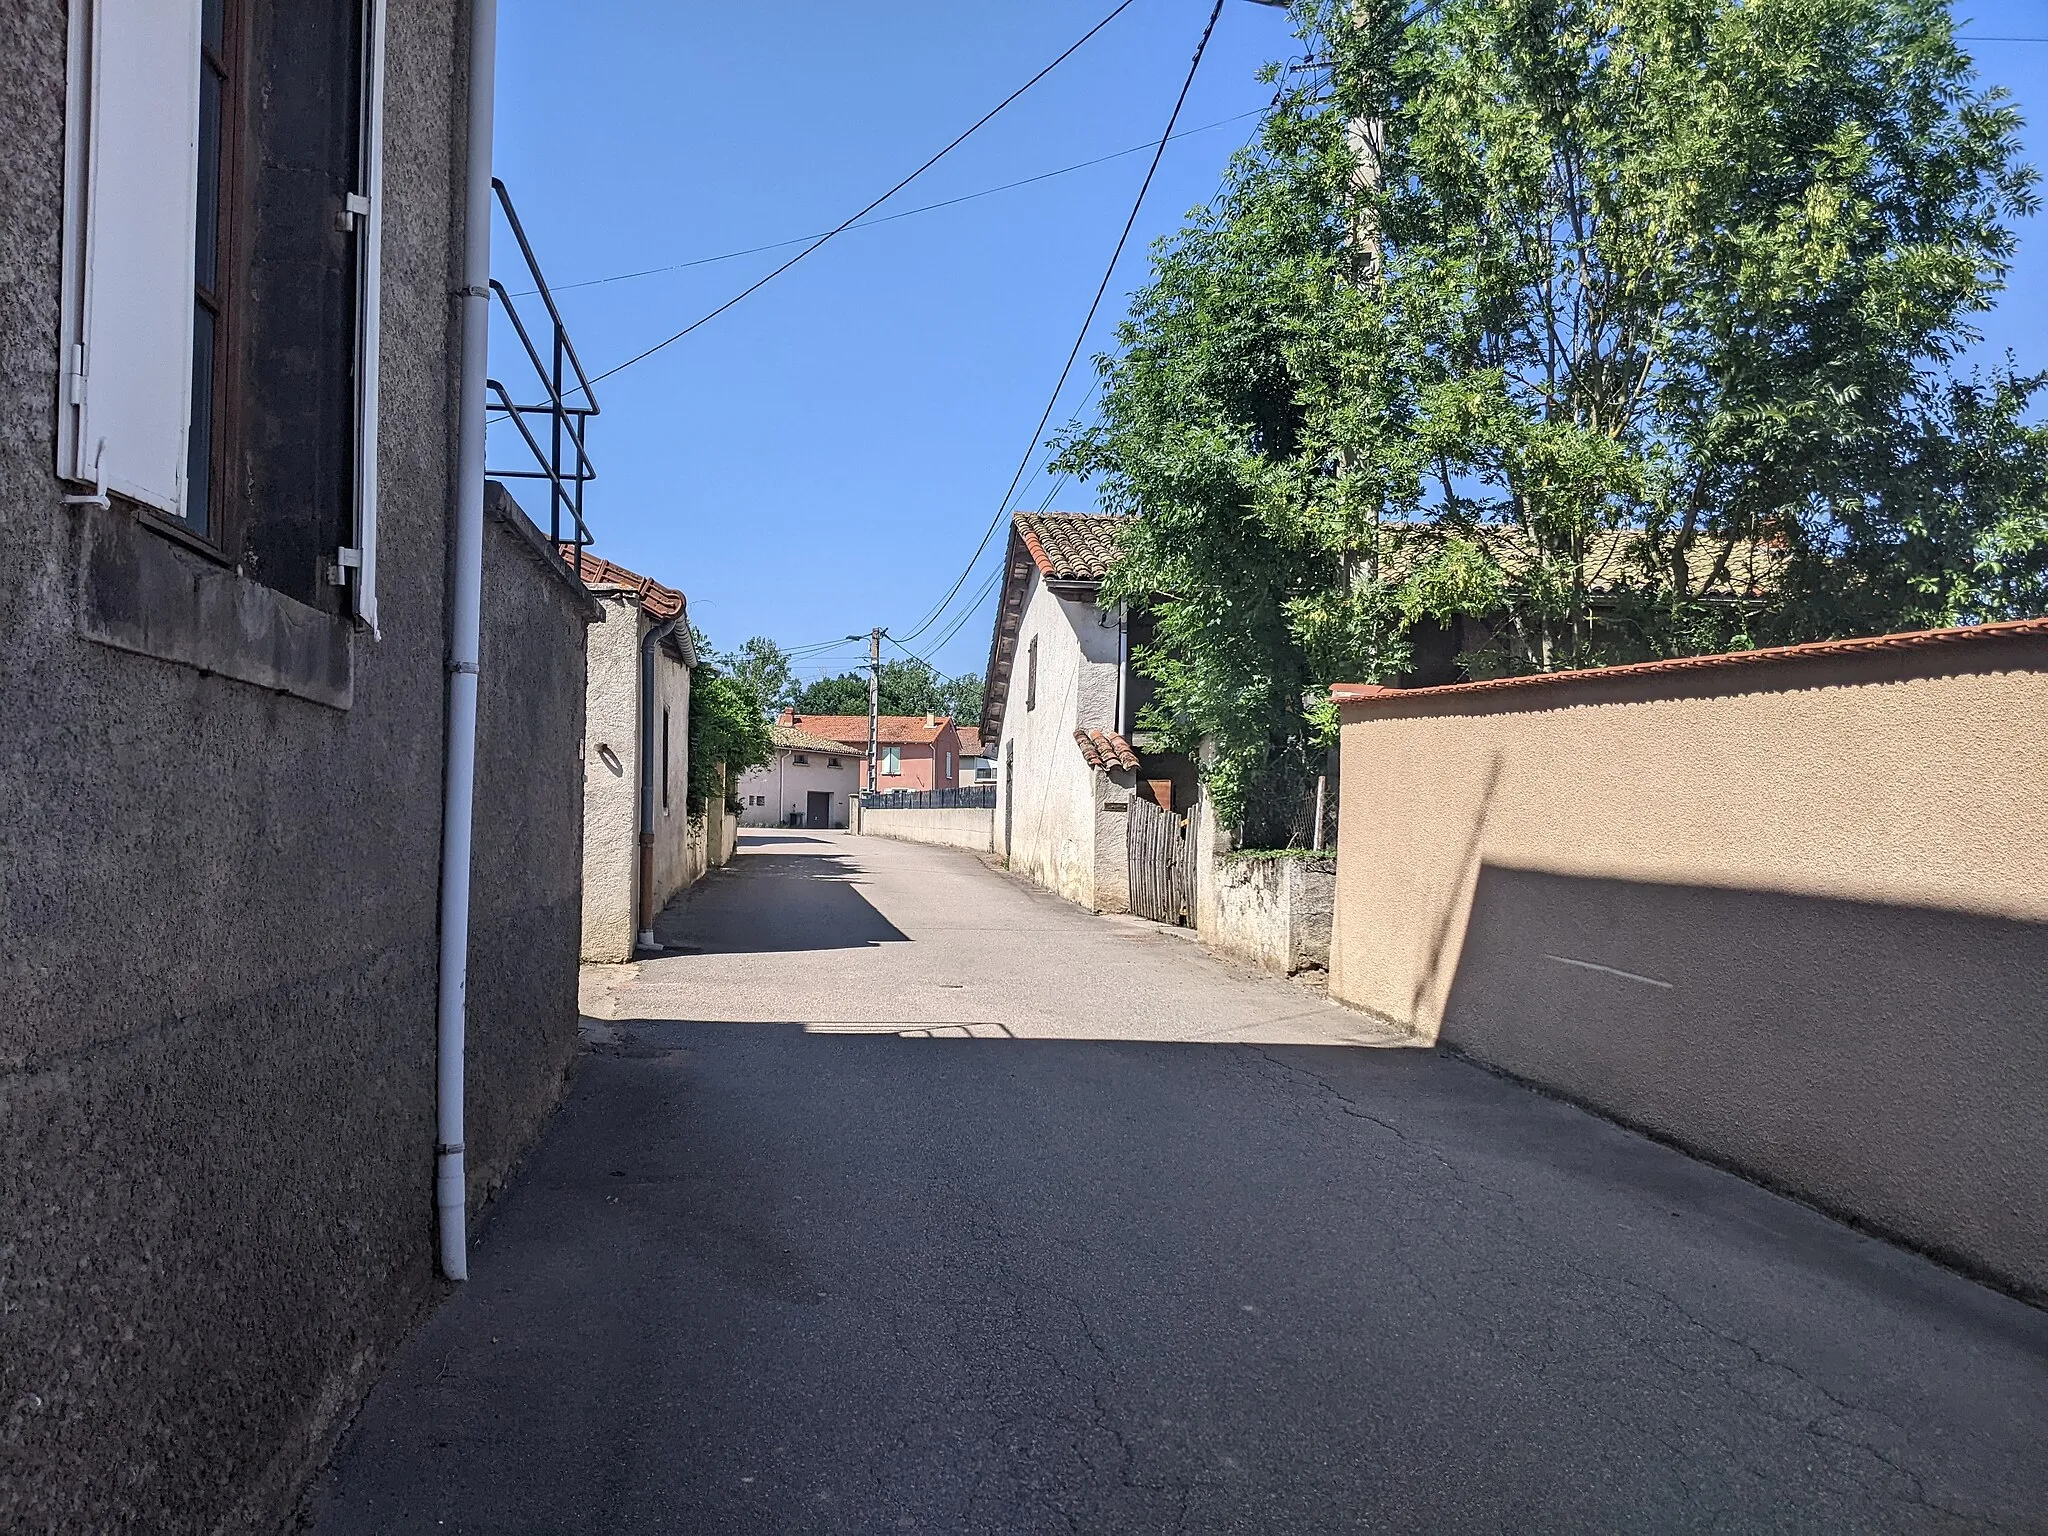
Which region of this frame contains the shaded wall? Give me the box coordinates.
[467,491,600,1205]
[0,7,586,1530]
[1328,630,2048,1299]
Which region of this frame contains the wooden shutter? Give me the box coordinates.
[349,0,389,634]
[57,0,206,517]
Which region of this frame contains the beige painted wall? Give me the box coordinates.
[1329,631,2048,1299]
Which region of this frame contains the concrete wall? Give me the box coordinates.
[739,749,856,827]
[1328,627,2048,1300]
[1204,855,1336,975]
[0,5,577,1529]
[994,567,1123,909]
[858,803,995,852]
[468,490,600,1205]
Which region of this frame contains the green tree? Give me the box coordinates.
[792,657,982,719]
[687,668,773,816]
[1058,0,2044,827]
[719,636,796,717]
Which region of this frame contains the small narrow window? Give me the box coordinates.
[793,753,808,766]
[661,707,670,809]
[1026,637,1038,711]
[827,756,840,768]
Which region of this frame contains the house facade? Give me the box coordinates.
[958,725,996,784]
[1,5,595,1531]
[779,710,964,793]
[982,513,1196,912]
[570,551,702,961]
[740,724,858,827]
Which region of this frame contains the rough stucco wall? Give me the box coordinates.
[1209,858,1293,973]
[1090,768,1134,914]
[1328,638,2048,1299]
[0,3,501,1531]
[738,751,856,826]
[860,805,996,851]
[466,499,592,1208]
[650,646,692,913]
[579,594,642,962]
[996,570,1121,909]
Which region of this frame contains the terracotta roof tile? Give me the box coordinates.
[559,547,687,620]
[1015,512,1128,583]
[1332,616,2048,707]
[772,725,858,754]
[779,712,954,747]
[1074,728,1141,772]
[956,727,985,759]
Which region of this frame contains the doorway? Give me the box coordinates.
[805,791,832,829]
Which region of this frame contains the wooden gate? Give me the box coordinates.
[1128,797,1195,927]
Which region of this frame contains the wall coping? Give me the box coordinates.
[1334,616,2048,713]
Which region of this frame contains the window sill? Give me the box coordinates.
[73,499,353,709]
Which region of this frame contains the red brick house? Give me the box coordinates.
[778,710,962,793]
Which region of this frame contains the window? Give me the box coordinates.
[60,0,387,620]
[882,746,901,776]
[793,754,808,766]
[660,707,670,810]
[827,756,841,768]
[1026,636,1038,711]
[945,751,953,779]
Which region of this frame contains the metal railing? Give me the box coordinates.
[860,785,997,812]
[486,179,597,561]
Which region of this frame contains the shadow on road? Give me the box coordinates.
[653,848,907,954]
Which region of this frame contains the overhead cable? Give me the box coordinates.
[894,0,1232,644]
[587,0,1143,386]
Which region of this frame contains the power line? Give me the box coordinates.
[529,109,1269,299]
[895,0,1232,645]
[586,0,1143,386]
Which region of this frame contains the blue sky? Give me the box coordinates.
[492,1,2048,688]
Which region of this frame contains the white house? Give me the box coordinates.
[739,724,858,828]
[569,551,709,961]
[982,512,1194,913]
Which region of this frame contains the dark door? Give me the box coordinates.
[805,791,832,829]
[1003,743,1014,862]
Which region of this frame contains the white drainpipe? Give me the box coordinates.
[435,0,497,1284]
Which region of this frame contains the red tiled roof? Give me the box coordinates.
[779,712,954,747]
[559,547,687,621]
[1016,512,1127,583]
[772,724,857,754]
[1074,728,1141,772]
[956,727,986,759]
[1332,616,2048,707]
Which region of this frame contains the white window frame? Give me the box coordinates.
[882,746,901,776]
[349,0,389,634]
[57,0,207,519]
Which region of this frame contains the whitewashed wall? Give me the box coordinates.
[994,568,1124,910]
[738,749,857,827]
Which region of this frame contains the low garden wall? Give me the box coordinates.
[855,802,995,854]
[1328,618,2048,1300]
[1203,854,1335,975]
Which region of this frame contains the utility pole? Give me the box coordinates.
[867,627,883,798]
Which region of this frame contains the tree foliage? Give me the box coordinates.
[687,632,774,814]
[793,657,984,723]
[720,636,797,716]
[1056,0,2045,828]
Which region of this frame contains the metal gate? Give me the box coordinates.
[1128,797,1195,927]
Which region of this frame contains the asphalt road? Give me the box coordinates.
[308,830,2048,1534]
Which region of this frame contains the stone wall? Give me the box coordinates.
[1204,855,1336,975]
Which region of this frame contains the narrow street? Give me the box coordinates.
[309,832,2048,1534]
